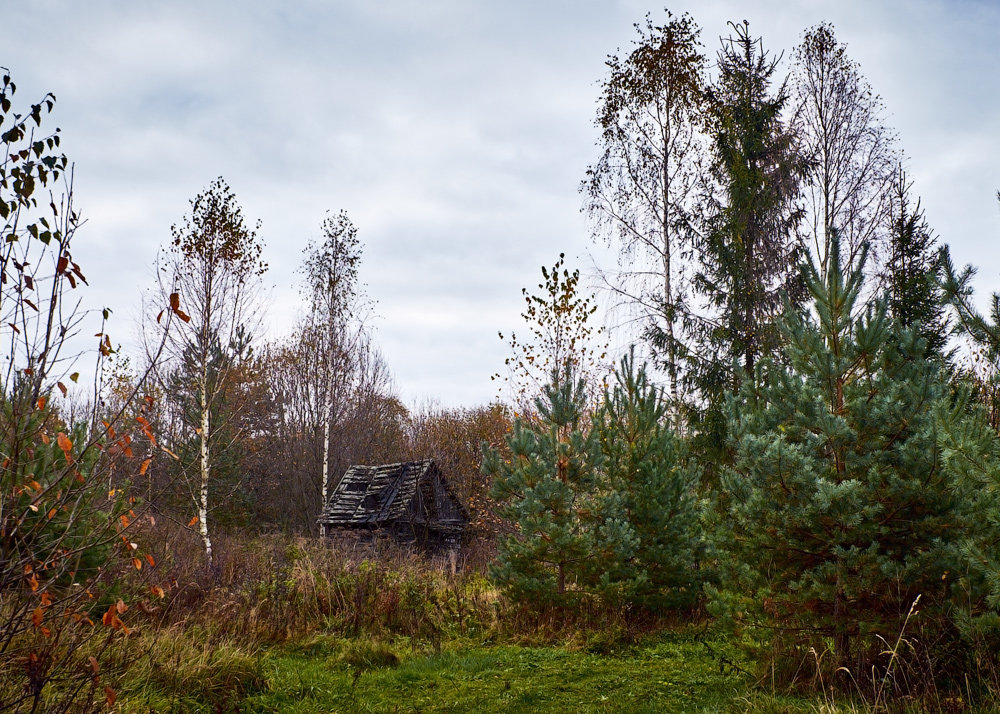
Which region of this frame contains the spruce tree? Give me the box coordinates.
[589,348,702,608]
[486,366,600,601]
[884,166,948,357]
[718,240,982,674]
[693,21,805,394]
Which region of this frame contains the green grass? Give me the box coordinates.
[235,634,816,714]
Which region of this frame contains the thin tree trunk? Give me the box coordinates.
[319,375,332,537]
[199,366,213,568]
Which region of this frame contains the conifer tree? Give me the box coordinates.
[884,166,948,357]
[718,239,982,673]
[693,21,805,395]
[589,348,702,608]
[486,366,600,601]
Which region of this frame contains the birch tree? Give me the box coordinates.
[300,211,368,535]
[791,22,898,282]
[583,11,707,425]
[155,178,266,567]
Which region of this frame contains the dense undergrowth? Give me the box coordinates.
[5,528,999,712]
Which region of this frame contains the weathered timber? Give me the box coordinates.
[316,460,468,549]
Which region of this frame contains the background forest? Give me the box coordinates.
[3,8,1000,713]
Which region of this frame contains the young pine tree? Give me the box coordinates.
[717,239,984,675]
[589,348,703,609]
[486,366,600,602]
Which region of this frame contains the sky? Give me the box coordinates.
[5,0,999,408]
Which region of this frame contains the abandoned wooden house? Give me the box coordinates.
[316,460,469,550]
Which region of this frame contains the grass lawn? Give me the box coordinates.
[234,634,816,713]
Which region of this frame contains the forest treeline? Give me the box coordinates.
[3,11,1000,711]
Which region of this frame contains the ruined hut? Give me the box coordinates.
[316,460,468,550]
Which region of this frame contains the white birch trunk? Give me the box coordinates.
[199,366,213,568]
[319,379,332,537]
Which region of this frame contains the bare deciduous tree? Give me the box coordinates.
[791,22,898,282]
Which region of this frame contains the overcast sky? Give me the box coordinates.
[6,0,999,408]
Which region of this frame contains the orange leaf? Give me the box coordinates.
[56,432,72,457]
[36,396,46,410]
[32,608,44,627]
[105,687,116,706]
[40,432,50,445]
[132,558,142,570]
[56,381,67,397]
[151,585,165,599]
[47,508,56,519]
[40,592,53,607]
[169,292,180,311]
[89,655,100,676]
[145,553,156,567]
[188,516,198,527]
[28,572,39,592]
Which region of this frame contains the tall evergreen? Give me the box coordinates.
[486,366,600,601]
[692,21,806,398]
[717,239,984,674]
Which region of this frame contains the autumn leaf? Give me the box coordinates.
[169,292,180,311]
[151,585,165,599]
[56,381,67,397]
[145,553,156,567]
[32,608,44,627]
[36,396,46,410]
[56,431,73,459]
[188,515,199,527]
[105,687,116,706]
[88,656,99,676]
[132,557,142,570]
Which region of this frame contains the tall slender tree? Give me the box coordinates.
[691,21,806,429]
[153,178,267,567]
[583,11,708,426]
[791,22,897,281]
[299,210,370,535]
